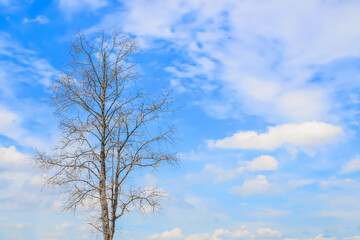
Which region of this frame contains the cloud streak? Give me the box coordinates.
[210,121,343,150]
[340,156,360,174]
[148,226,261,240]
[58,0,107,15]
[185,155,279,184]
[0,32,59,149]
[23,15,49,24]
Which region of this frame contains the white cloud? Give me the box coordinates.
[58,0,107,14]
[0,32,59,149]
[0,105,19,127]
[27,175,45,187]
[0,145,28,169]
[23,15,49,24]
[149,228,184,239]
[210,121,343,150]
[231,226,254,239]
[185,233,211,240]
[287,179,314,189]
[246,155,278,172]
[312,192,360,221]
[185,155,278,184]
[340,156,360,174]
[320,177,357,189]
[256,228,282,238]
[203,164,244,183]
[316,211,360,219]
[143,174,158,186]
[212,229,231,239]
[307,234,338,240]
[0,31,58,87]
[0,106,51,149]
[56,222,70,231]
[91,0,190,42]
[89,0,360,123]
[229,175,277,197]
[148,228,346,240]
[228,175,313,197]
[149,226,286,240]
[0,171,31,199]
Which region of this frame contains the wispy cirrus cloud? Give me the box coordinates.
[185,155,279,184]
[0,32,59,149]
[23,15,49,24]
[58,0,107,15]
[89,0,360,124]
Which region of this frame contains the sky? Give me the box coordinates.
[0,0,360,239]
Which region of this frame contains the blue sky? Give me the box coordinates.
[0,0,360,239]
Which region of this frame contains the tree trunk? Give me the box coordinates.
[100,78,111,240]
[100,144,110,240]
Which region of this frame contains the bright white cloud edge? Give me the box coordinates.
[209,121,343,150]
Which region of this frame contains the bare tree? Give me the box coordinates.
[34,30,177,240]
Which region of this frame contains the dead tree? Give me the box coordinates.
[34,30,177,240]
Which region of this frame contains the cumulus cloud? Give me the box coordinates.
[340,156,360,174]
[148,227,184,239]
[209,121,343,150]
[231,226,255,239]
[22,15,49,24]
[246,155,278,171]
[0,145,28,169]
[229,175,278,197]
